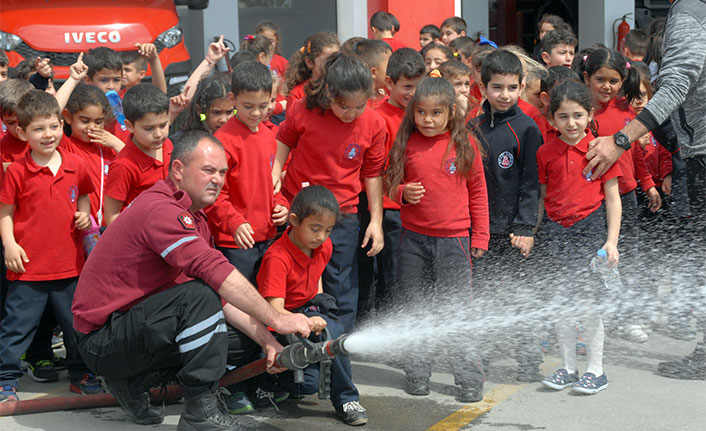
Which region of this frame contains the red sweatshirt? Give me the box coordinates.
[286,81,307,115]
[518,99,548,138]
[638,133,673,187]
[0,133,28,163]
[374,100,406,210]
[382,37,407,52]
[395,130,490,249]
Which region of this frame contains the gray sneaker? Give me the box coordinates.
[336,400,368,426]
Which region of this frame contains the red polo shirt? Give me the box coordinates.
[276,99,386,212]
[72,179,235,333]
[375,100,406,210]
[270,54,289,78]
[104,137,172,209]
[0,133,28,164]
[105,118,131,144]
[537,132,622,227]
[382,37,407,52]
[518,99,548,139]
[0,147,94,281]
[286,81,307,115]
[593,99,655,194]
[638,133,673,187]
[207,117,288,247]
[257,229,332,311]
[61,135,116,224]
[394,130,490,249]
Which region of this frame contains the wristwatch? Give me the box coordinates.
[613,131,631,151]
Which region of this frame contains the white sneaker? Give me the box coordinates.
[624,324,649,343]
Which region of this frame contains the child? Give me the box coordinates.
[120,43,167,95]
[501,45,549,136]
[255,20,289,77]
[261,71,282,134]
[385,76,489,402]
[0,79,34,167]
[449,36,475,68]
[0,50,8,83]
[256,185,368,426]
[285,32,340,110]
[240,34,274,67]
[467,44,496,118]
[83,47,131,142]
[531,13,566,61]
[273,53,386,333]
[540,27,577,68]
[421,42,454,73]
[538,80,622,394]
[438,59,472,119]
[419,24,441,49]
[370,11,407,51]
[102,83,171,225]
[352,39,393,102]
[0,90,104,402]
[205,61,288,287]
[440,16,467,45]
[623,29,648,61]
[172,73,234,139]
[470,50,544,380]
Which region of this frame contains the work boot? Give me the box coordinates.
[104,374,164,425]
[177,387,253,431]
[656,349,706,380]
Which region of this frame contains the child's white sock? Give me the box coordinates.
[585,314,605,376]
[557,320,578,374]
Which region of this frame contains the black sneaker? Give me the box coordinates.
[457,383,483,403]
[657,350,706,380]
[405,376,430,396]
[335,400,368,426]
[28,359,58,383]
[252,386,289,410]
[177,388,252,431]
[104,374,164,425]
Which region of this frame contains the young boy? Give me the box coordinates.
[0,90,104,402]
[470,50,544,381]
[468,44,496,117]
[370,11,407,51]
[359,48,425,320]
[439,59,472,118]
[120,43,167,96]
[440,16,467,45]
[0,79,34,167]
[352,39,393,102]
[103,83,171,225]
[449,36,475,68]
[540,27,577,68]
[623,29,648,61]
[83,47,131,142]
[419,24,441,48]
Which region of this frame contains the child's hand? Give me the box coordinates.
[87,128,123,150]
[403,182,425,204]
[471,247,485,258]
[75,211,91,230]
[4,242,28,273]
[310,315,328,335]
[69,52,88,81]
[271,172,282,194]
[135,42,158,60]
[206,35,230,65]
[169,85,191,118]
[509,233,534,257]
[234,223,255,249]
[34,57,52,78]
[361,222,384,257]
[646,186,662,213]
[601,243,620,266]
[272,204,288,226]
[662,174,672,196]
[638,134,650,149]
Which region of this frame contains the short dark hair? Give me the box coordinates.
[537,14,566,34]
[389,13,400,33]
[625,29,648,58]
[352,39,392,69]
[386,48,426,82]
[449,36,475,59]
[439,59,470,79]
[84,47,123,78]
[230,61,273,97]
[0,79,34,116]
[441,17,466,33]
[171,130,224,169]
[420,24,441,40]
[123,83,169,124]
[471,44,496,69]
[16,89,61,129]
[229,51,258,69]
[541,27,578,55]
[540,65,581,94]
[290,185,339,222]
[0,50,8,67]
[120,51,148,71]
[370,11,394,31]
[341,36,366,55]
[481,50,523,86]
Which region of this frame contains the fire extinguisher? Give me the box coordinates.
[615,13,632,52]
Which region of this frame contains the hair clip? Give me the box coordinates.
[626,61,631,69]
[243,34,255,41]
[199,113,207,122]
[306,41,312,54]
[429,69,442,78]
[300,46,305,53]
[583,55,588,62]
[453,52,459,57]
[478,36,498,49]
[233,109,237,115]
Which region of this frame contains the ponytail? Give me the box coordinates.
[578,45,641,104]
[305,53,372,112]
[239,35,273,63]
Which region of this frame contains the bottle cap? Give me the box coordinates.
[597,249,607,258]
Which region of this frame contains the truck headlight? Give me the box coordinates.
[0,32,23,51]
[155,25,182,49]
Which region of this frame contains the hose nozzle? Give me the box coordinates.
[275,333,349,371]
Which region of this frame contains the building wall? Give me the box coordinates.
[367,0,456,49]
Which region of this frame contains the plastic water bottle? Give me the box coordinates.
[105,90,126,130]
[590,249,623,291]
[82,216,101,257]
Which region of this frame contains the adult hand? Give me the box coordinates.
[585,135,624,179]
[262,340,287,374]
[271,312,313,338]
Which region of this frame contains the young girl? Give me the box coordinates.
[62,84,124,226]
[538,80,622,394]
[171,73,234,140]
[285,32,339,109]
[255,20,288,77]
[421,42,454,73]
[578,47,659,339]
[272,53,386,333]
[240,34,274,67]
[385,76,489,402]
[256,185,367,426]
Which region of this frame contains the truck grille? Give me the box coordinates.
[13,41,165,66]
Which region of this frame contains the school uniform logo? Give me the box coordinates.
[498,151,514,169]
[177,212,196,230]
[344,143,361,160]
[103,163,110,176]
[68,185,78,203]
[444,157,458,175]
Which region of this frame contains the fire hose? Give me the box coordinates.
[0,334,350,416]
